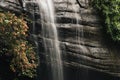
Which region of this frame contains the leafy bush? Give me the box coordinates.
[92,0,120,41]
[0,12,38,79]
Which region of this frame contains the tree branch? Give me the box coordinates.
[76,0,88,9]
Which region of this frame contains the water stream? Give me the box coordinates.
[23,0,64,80]
[36,0,64,80]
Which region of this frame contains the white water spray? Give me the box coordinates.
[36,0,64,80]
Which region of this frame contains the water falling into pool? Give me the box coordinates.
[36,0,64,80]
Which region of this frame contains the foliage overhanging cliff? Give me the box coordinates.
[92,0,120,42]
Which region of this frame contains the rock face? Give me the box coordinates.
[1,0,120,80]
[53,0,120,79]
[0,0,23,13]
[37,0,120,79]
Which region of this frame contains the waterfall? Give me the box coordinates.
[36,0,64,80]
[23,0,63,80]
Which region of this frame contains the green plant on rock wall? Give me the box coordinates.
[92,0,120,41]
[0,12,38,79]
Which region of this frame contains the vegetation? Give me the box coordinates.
[92,0,120,41]
[0,12,38,80]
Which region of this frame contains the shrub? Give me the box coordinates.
[0,12,38,79]
[92,0,120,41]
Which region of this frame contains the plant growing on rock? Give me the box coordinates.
[0,12,38,79]
[92,0,120,41]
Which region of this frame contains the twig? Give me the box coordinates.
[76,0,88,9]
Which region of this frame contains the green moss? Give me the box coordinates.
[0,12,38,80]
[92,0,120,41]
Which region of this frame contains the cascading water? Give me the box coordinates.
[36,0,64,80]
[23,0,63,80]
[71,0,88,80]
